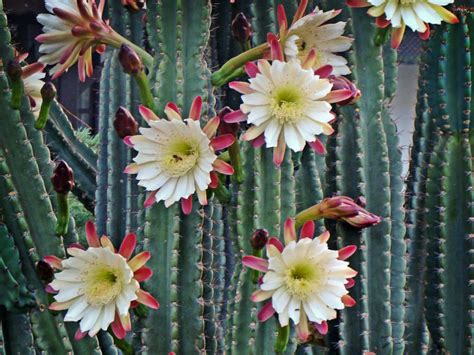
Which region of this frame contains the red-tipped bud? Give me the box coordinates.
[218,106,240,136]
[329,75,361,105]
[41,82,57,102]
[250,229,269,250]
[119,44,143,75]
[321,196,381,228]
[51,160,75,194]
[114,107,139,138]
[6,59,22,80]
[232,12,252,43]
[36,260,55,283]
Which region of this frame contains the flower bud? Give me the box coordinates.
[51,160,75,194]
[218,106,240,136]
[36,260,54,283]
[295,196,381,230]
[329,75,361,105]
[232,13,252,43]
[41,82,57,102]
[250,229,269,250]
[119,44,143,75]
[114,106,139,138]
[6,59,22,81]
[320,196,381,228]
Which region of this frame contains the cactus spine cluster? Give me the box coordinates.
[0,0,472,354]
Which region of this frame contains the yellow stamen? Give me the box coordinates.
[271,86,304,124]
[84,265,123,306]
[160,140,200,177]
[284,262,320,299]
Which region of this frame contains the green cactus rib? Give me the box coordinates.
[202,202,219,354]
[106,53,130,245]
[212,204,226,354]
[2,312,35,354]
[404,26,443,354]
[439,134,473,353]
[95,51,112,236]
[382,43,398,99]
[126,12,145,234]
[227,143,257,354]
[439,15,471,133]
[296,148,325,234]
[0,149,72,353]
[0,224,34,310]
[141,205,179,355]
[0,75,63,258]
[280,151,296,237]
[423,135,447,352]
[176,207,206,353]
[349,8,393,353]
[381,106,406,354]
[325,110,370,354]
[254,148,280,354]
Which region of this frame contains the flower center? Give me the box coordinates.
[285,262,320,299]
[160,140,200,177]
[271,86,304,124]
[84,265,123,306]
[400,0,416,4]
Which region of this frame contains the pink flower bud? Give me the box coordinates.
[250,229,269,250]
[36,260,54,283]
[114,107,139,139]
[329,75,361,105]
[320,196,381,228]
[51,160,75,194]
[119,44,143,75]
[232,12,252,43]
[6,59,22,80]
[41,82,57,102]
[218,107,240,137]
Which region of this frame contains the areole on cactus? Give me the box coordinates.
[0,0,470,353]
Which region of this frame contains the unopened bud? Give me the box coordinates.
[218,106,240,136]
[114,106,139,138]
[36,260,54,283]
[119,44,143,75]
[51,160,75,194]
[329,75,361,105]
[250,229,269,250]
[6,59,22,80]
[41,82,57,102]
[232,13,252,43]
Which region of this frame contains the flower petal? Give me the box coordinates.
[119,233,137,260]
[242,255,269,272]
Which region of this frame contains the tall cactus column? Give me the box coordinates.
[139,1,225,353]
[405,9,474,354]
[321,1,406,353]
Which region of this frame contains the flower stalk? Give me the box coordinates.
[6,59,23,110]
[51,160,75,236]
[211,43,268,87]
[35,82,57,130]
[119,44,155,111]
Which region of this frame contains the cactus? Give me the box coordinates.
[404,8,474,354]
[0,0,473,353]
